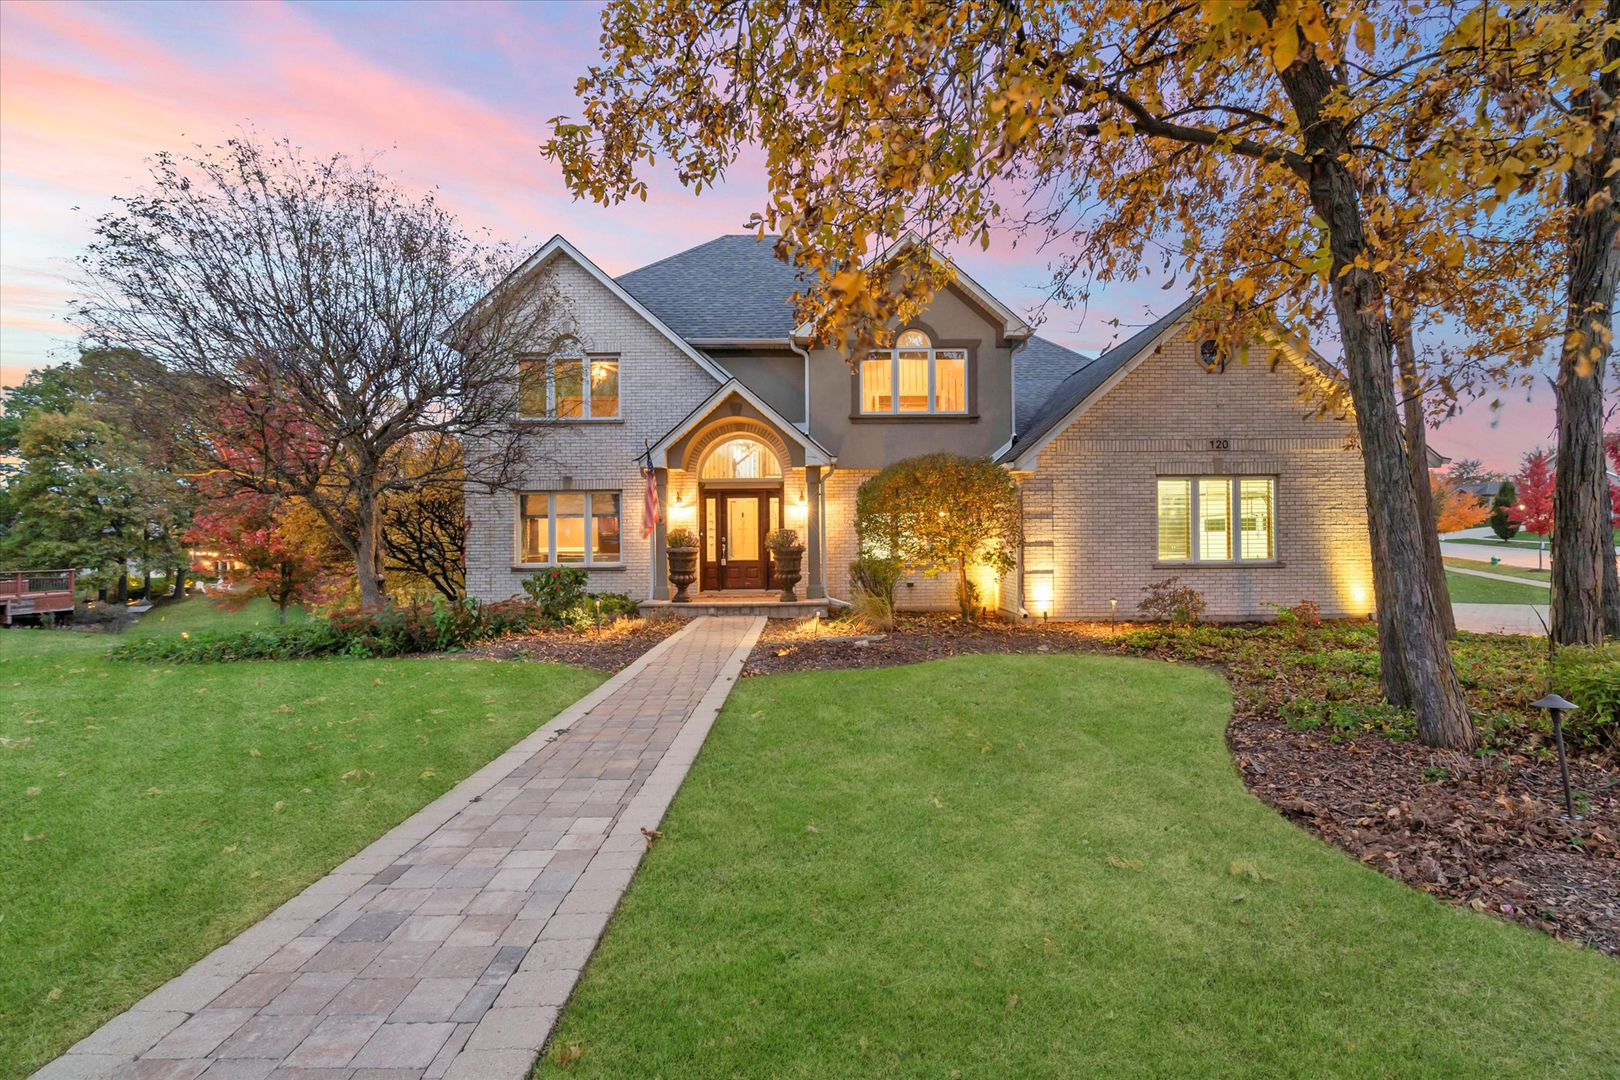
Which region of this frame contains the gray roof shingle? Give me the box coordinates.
[1002,298,1198,463]
[616,235,807,340]
[617,234,1122,432]
[1015,336,1090,434]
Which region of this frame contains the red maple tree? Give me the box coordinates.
[185,493,346,622]
[1507,449,1556,539]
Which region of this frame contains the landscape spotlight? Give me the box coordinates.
[1530,693,1580,820]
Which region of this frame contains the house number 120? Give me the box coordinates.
[1208,438,1231,450]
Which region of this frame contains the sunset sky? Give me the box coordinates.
[0,0,1563,471]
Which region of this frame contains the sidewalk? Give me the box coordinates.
[36,615,765,1080]
[1452,603,1549,636]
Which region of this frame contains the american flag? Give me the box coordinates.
[642,467,660,539]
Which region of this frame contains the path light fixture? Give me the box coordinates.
[1530,693,1580,820]
[1110,597,1118,633]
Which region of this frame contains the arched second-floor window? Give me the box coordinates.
[700,436,782,479]
[860,329,968,415]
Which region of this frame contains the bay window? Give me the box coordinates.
[519,491,622,564]
[859,329,967,415]
[517,348,619,419]
[1157,476,1275,563]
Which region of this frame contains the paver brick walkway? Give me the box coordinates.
[36,615,765,1080]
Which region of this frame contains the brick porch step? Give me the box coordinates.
[642,597,832,619]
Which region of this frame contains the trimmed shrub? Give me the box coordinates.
[666,527,699,550]
[521,567,589,619]
[110,596,556,664]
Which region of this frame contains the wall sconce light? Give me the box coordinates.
[1110,597,1118,632]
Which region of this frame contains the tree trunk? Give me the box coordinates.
[1394,320,1455,638]
[141,570,152,602]
[172,566,186,598]
[1553,5,1620,643]
[356,489,386,610]
[956,555,972,619]
[1274,42,1474,749]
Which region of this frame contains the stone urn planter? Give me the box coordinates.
[666,527,699,603]
[766,528,805,602]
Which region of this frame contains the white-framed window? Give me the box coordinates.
[518,491,622,564]
[700,437,783,479]
[859,329,967,414]
[1157,476,1275,563]
[517,345,619,420]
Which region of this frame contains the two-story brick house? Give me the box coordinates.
[463,233,1374,620]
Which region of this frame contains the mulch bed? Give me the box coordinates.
[744,613,1620,955]
[451,618,682,672]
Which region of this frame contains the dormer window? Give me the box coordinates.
[859,330,968,415]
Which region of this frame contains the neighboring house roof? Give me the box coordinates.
[460,234,733,385]
[1459,480,1504,499]
[1426,445,1450,469]
[1002,298,1199,468]
[616,235,808,342]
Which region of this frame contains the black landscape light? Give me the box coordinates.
[1530,693,1579,820]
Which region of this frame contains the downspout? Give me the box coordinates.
[788,340,811,433]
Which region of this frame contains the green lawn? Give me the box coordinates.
[127,594,310,636]
[1443,557,1554,585]
[1446,530,1620,551]
[0,597,603,1077]
[537,655,1618,1079]
[1444,570,1551,605]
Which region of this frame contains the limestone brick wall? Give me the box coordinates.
[464,256,721,602]
[1024,330,1373,621]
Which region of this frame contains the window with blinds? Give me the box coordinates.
[1157,477,1276,563]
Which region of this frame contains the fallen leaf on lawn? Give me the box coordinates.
[804,824,822,834]
[249,749,261,757]
[274,705,291,713]
[142,787,162,797]
[971,955,987,968]
[1106,855,1143,871]
[300,788,312,794]
[194,688,208,695]
[931,796,943,808]
[23,832,44,842]
[222,844,237,854]
[272,801,285,814]
[1229,860,1274,881]
[1006,993,1020,1009]
[420,769,438,780]
[25,787,40,797]
[46,987,61,1002]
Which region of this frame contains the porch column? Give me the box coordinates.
[651,468,670,601]
[805,465,824,599]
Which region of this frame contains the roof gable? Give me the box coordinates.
[1002,298,1348,470]
[791,231,1033,344]
[461,234,731,385]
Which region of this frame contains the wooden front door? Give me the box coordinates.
[701,489,775,590]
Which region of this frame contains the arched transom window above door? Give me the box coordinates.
[860,329,968,414]
[700,436,782,480]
